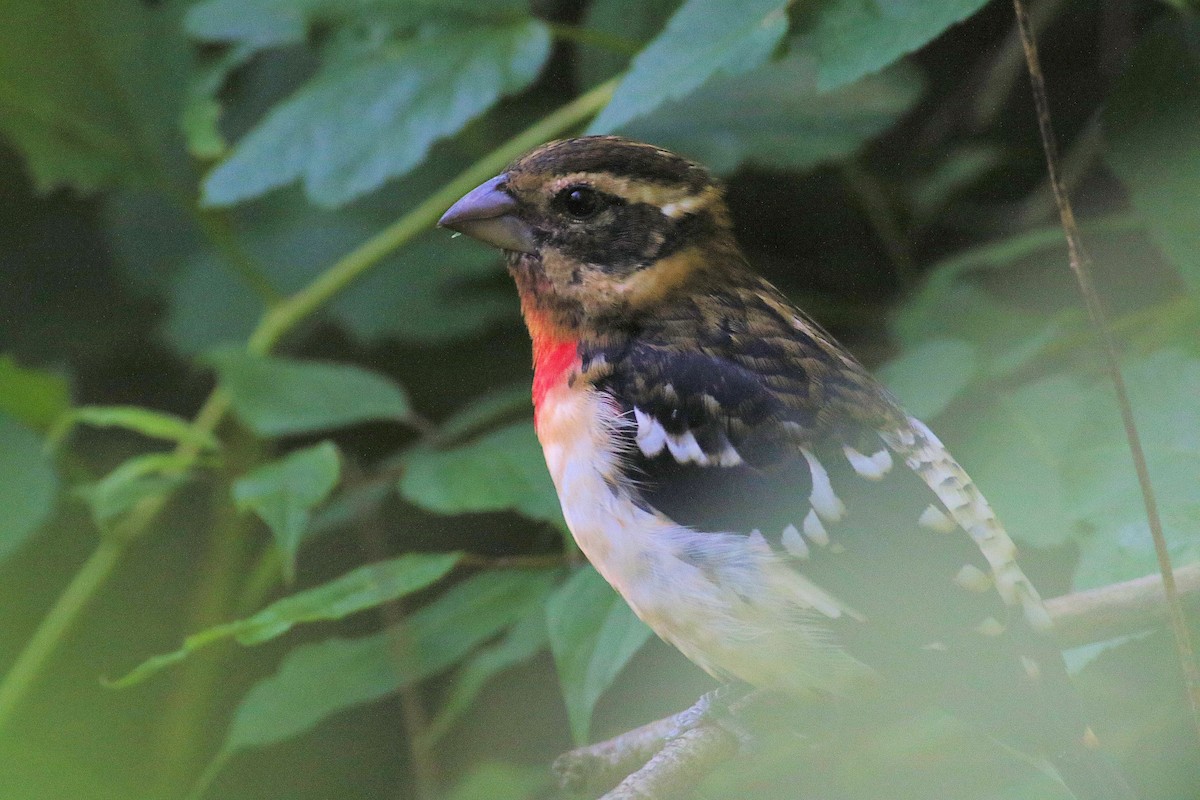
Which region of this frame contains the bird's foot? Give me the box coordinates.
[668,682,758,751]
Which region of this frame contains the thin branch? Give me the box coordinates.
[555,562,1200,798]
[1011,0,1200,738]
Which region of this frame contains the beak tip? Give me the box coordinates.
[434,174,538,254]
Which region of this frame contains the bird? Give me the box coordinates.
[437,135,1137,800]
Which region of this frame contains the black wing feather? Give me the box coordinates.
[594,336,1102,760]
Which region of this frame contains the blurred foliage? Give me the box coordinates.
[0,1,1198,799]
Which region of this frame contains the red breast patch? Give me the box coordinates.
[532,336,578,422]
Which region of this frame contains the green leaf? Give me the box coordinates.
[444,762,548,800]
[1066,350,1200,589]
[0,412,59,562]
[588,0,790,133]
[545,567,653,744]
[0,356,70,431]
[432,384,532,446]
[804,0,990,91]
[111,552,462,687]
[220,568,558,755]
[0,0,188,192]
[186,0,530,50]
[202,20,551,207]
[577,0,680,88]
[209,349,413,436]
[330,231,509,343]
[623,48,923,174]
[422,607,548,744]
[878,338,977,420]
[399,421,563,527]
[233,441,341,580]
[949,376,1091,548]
[76,452,192,530]
[1105,18,1200,293]
[63,405,219,451]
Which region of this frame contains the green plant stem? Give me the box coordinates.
[0,78,617,735]
[154,434,262,797]
[0,538,123,724]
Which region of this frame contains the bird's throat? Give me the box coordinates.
[522,302,580,427]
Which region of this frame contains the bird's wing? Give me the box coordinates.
[589,333,1086,752]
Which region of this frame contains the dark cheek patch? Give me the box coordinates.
[547,203,675,274]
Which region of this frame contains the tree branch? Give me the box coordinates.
[554,562,1200,799]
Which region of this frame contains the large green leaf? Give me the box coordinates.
[0,412,59,562]
[186,0,530,50]
[220,568,558,755]
[1066,350,1200,591]
[0,0,188,192]
[112,552,462,687]
[577,0,680,88]
[545,567,653,744]
[803,0,990,91]
[107,184,508,353]
[422,607,548,744]
[948,376,1091,549]
[444,762,548,800]
[588,0,790,133]
[399,421,563,526]
[623,49,923,174]
[233,441,341,579]
[1105,18,1200,293]
[878,338,978,420]
[202,20,550,207]
[208,350,413,437]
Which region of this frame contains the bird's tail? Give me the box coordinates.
[1048,733,1138,800]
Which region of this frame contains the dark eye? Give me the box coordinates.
[555,185,603,219]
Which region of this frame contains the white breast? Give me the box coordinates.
[535,382,875,696]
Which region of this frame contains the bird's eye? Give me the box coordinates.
[555,185,603,220]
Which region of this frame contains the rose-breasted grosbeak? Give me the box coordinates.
[439,135,1136,800]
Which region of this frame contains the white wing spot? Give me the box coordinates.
[634,407,667,457]
[781,523,809,559]
[843,446,893,480]
[715,441,743,467]
[918,504,957,533]
[802,508,829,547]
[953,564,992,593]
[665,429,706,464]
[802,448,846,522]
[976,617,1006,637]
[1022,595,1055,632]
[747,529,771,553]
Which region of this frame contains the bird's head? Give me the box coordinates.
[438,136,738,339]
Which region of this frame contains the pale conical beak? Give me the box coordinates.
[437,174,537,254]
